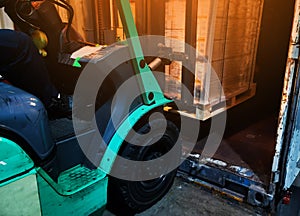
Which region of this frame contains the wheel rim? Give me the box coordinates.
[129,137,175,204]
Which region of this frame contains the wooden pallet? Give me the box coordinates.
[225,83,256,109]
[175,83,256,121]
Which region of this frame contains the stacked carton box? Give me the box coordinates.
[164,0,263,120]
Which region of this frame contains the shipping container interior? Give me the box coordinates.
[174,0,296,206]
[222,0,295,186]
[119,0,295,191]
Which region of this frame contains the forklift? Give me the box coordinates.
[0,0,190,215]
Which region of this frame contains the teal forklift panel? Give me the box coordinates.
[100,98,171,173]
[0,174,41,215]
[37,166,107,215]
[0,137,40,215]
[0,137,34,185]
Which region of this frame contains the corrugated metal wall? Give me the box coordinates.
[68,0,132,44]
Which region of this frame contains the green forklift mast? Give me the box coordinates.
[116,0,165,105]
[99,0,171,173]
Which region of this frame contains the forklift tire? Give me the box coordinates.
[107,118,180,215]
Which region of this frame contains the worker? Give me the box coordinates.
[0,0,71,119]
[0,29,70,118]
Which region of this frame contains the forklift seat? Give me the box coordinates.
[0,82,55,160]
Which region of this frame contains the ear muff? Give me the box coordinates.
[31,29,48,57]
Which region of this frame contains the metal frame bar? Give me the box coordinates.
[100,0,171,173]
[115,0,165,105]
[182,0,198,103]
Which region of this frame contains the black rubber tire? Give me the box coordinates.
[107,117,180,215]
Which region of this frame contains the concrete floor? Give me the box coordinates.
[104,177,259,216]
[193,116,277,186]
